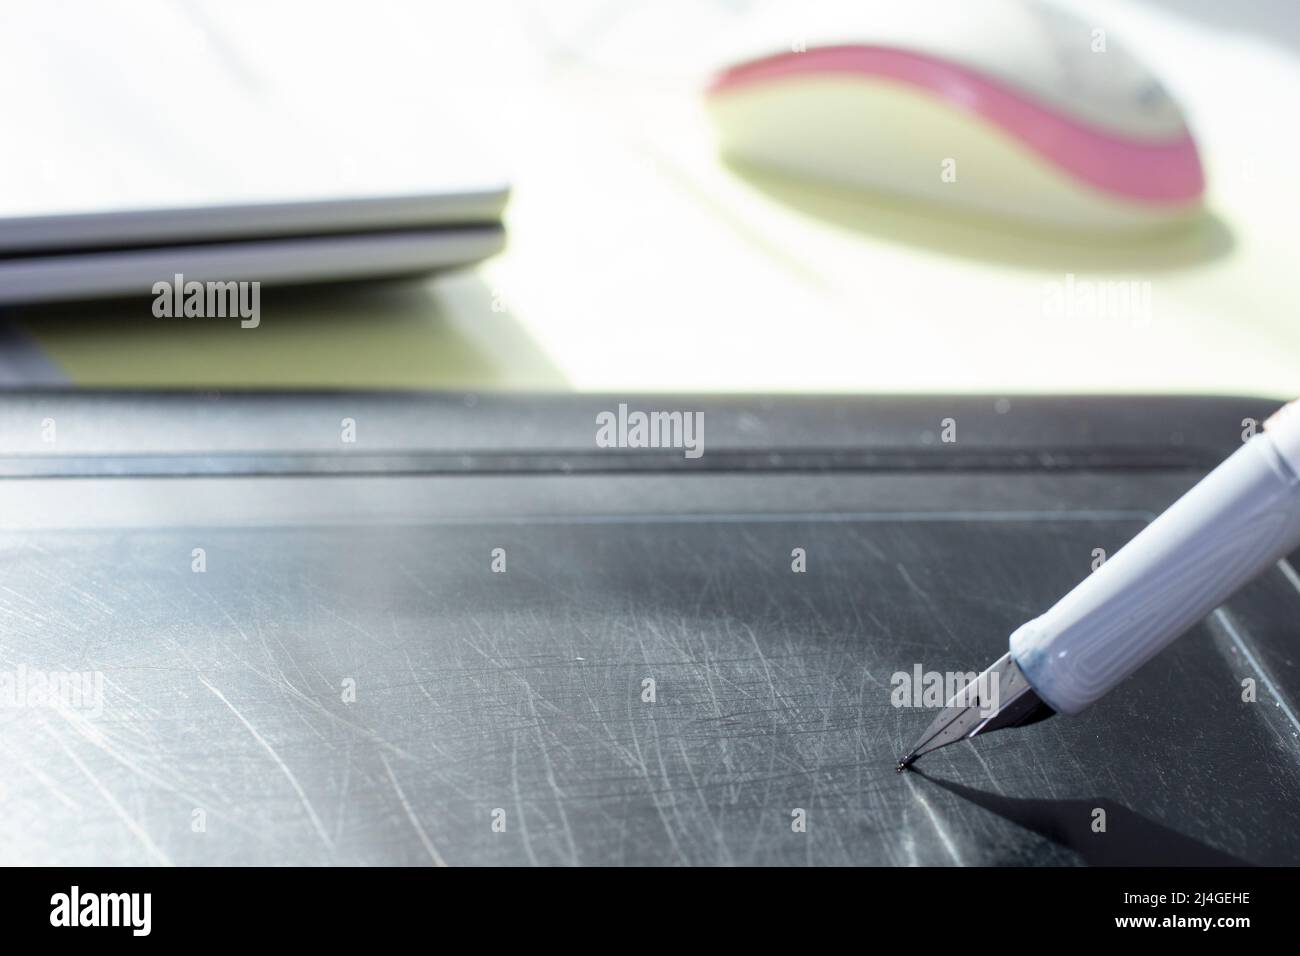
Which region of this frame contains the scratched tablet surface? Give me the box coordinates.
[2,469,1297,866]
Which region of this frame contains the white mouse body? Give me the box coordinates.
[707,1,1203,231]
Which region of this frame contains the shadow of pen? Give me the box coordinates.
[911,769,1250,866]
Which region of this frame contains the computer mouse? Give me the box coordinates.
[706,0,1204,232]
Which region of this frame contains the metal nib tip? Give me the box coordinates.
[894,651,1055,776]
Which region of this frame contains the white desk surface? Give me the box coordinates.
[7,0,1298,398]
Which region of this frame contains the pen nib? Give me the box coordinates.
[896,651,1052,771]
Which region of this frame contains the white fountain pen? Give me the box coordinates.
[899,399,1300,771]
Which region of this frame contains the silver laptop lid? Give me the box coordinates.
[0,2,509,254]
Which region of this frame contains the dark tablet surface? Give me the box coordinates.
[0,393,1295,865]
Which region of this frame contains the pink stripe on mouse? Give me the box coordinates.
[708,46,1204,205]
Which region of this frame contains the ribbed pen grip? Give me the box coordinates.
[1011,424,1300,715]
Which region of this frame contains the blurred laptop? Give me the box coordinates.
[0,1,508,306]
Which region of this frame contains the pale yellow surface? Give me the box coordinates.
[13,0,1299,396]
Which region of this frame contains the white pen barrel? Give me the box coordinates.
[1010,405,1300,716]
